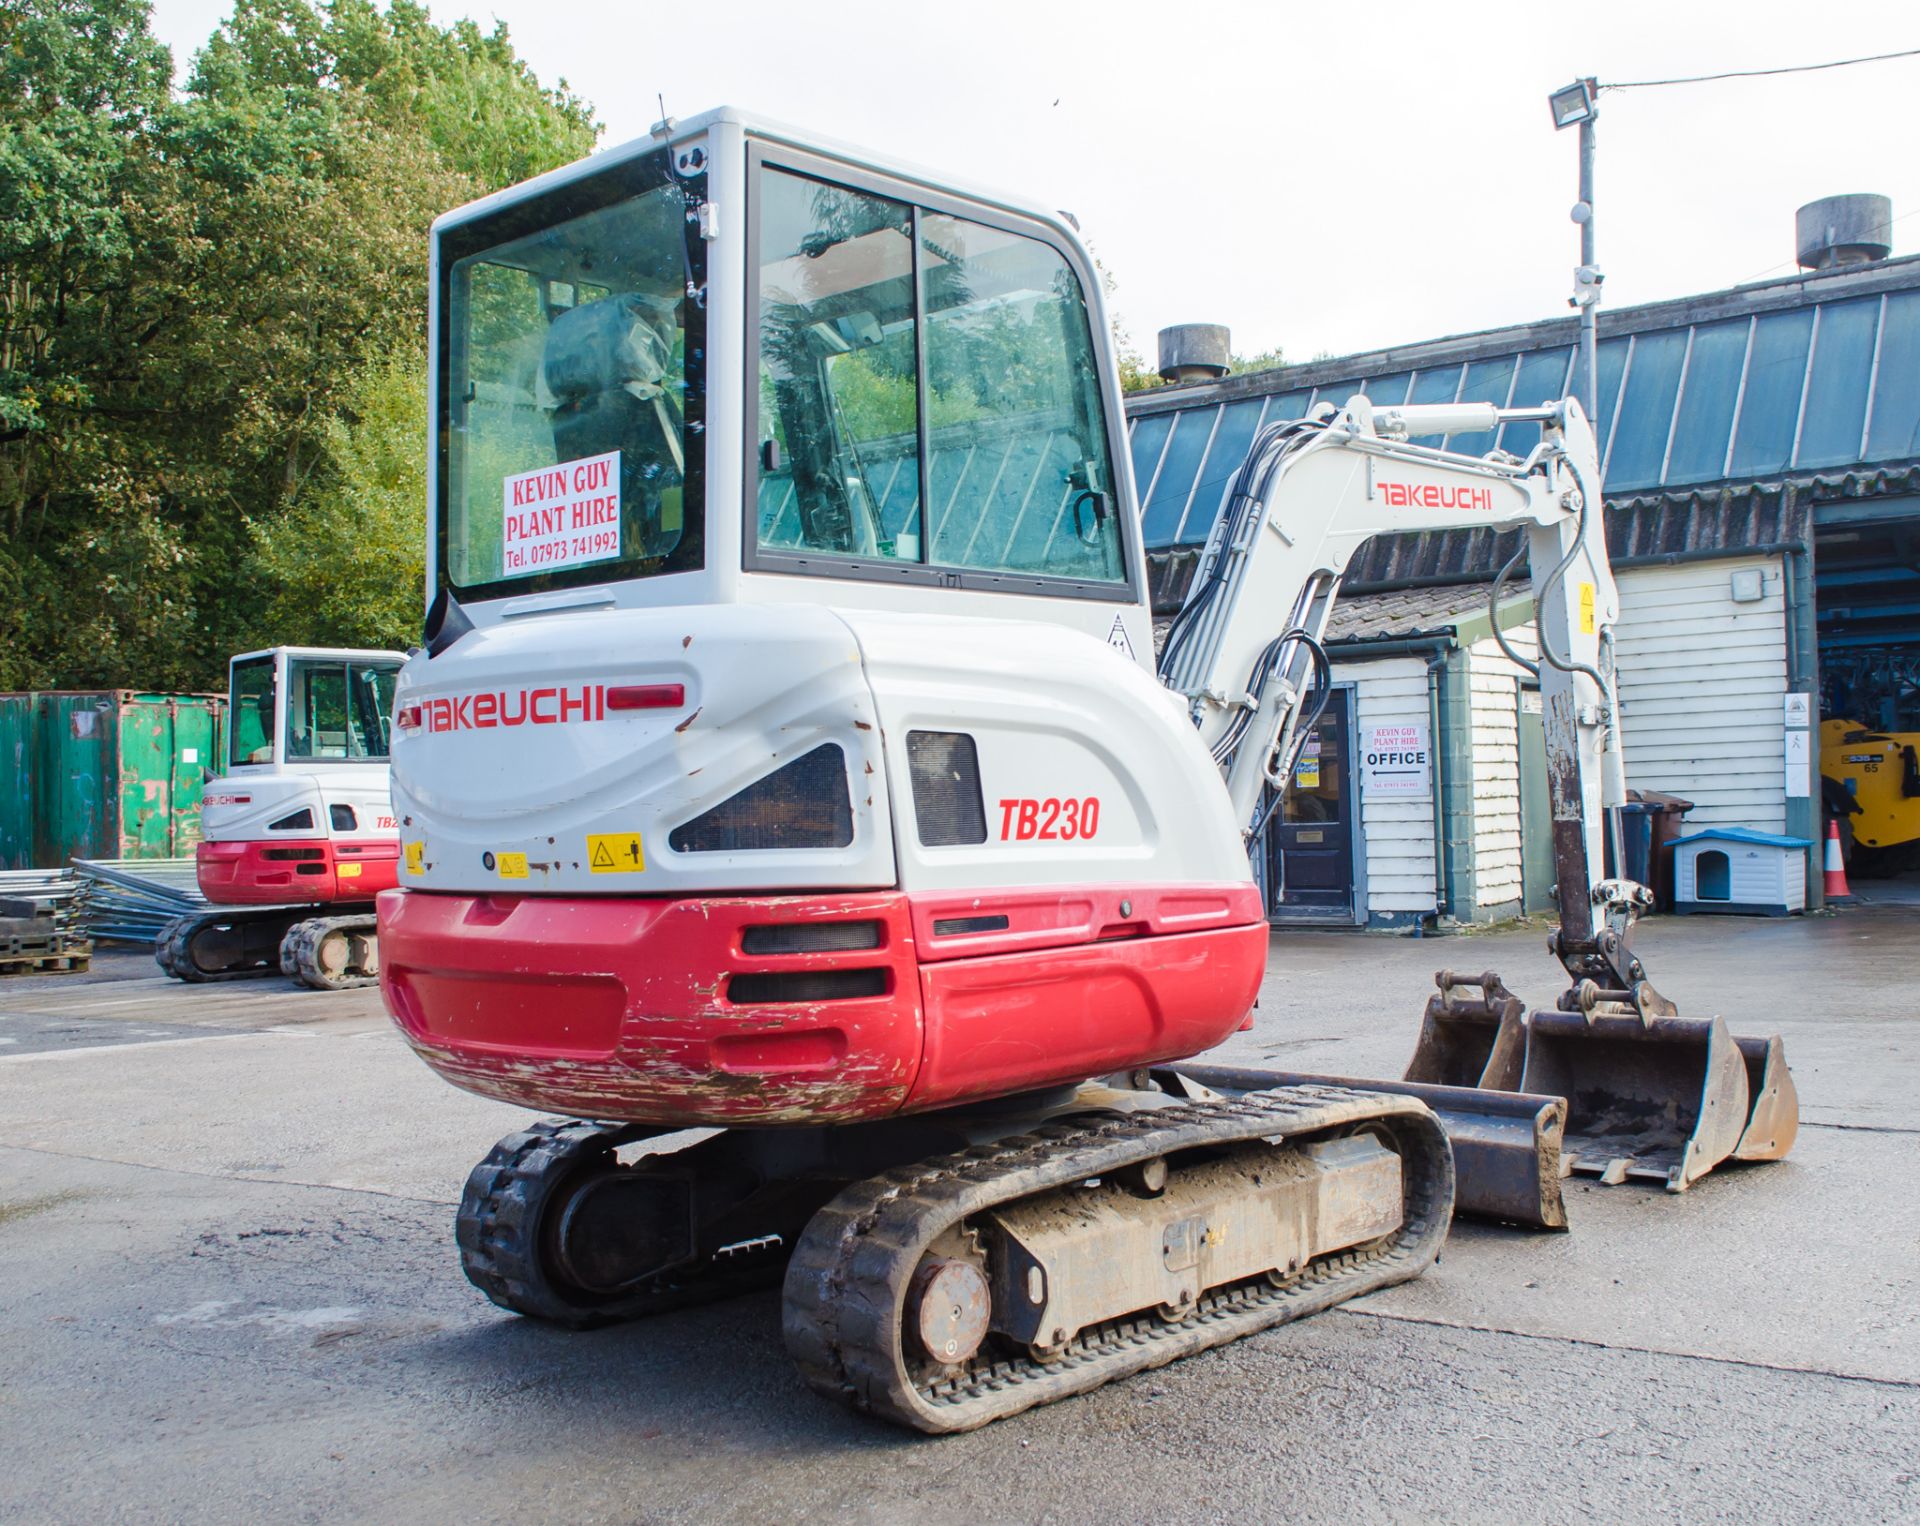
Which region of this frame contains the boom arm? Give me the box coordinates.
[1160,395,1654,999]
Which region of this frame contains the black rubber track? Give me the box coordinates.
[155,909,295,983]
[782,1085,1453,1433]
[152,918,181,978]
[456,1121,788,1329]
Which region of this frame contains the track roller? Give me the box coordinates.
[282,914,381,991]
[458,1121,673,1327]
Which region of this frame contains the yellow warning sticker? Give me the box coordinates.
[1578,581,1596,635]
[337,862,363,879]
[404,841,424,875]
[588,833,645,873]
[497,852,528,879]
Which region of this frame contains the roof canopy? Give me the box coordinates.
[1127,254,1920,556]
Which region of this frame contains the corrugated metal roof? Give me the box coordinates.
[1324,584,1518,643]
[1124,253,1920,566]
[1342,476,1817,588]
[1147,475,1834,613]
[1150,582,1516,653]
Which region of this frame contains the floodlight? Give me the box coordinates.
[1549,80,1597,130]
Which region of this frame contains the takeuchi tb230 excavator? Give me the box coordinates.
[378,107,1797,1432]
[157,646,405,990]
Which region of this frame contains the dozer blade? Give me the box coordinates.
[1519,1010,1753,1193]
[1404,969,1528,1091]
[1731,1033,1799,1161]
[1167,1063,1568,1230]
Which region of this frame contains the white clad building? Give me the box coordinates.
[1123,235,1915,924]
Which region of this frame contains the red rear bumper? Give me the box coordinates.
[197,838,400,905]
[378,883,1268,1126]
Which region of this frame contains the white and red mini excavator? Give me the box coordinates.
[157,645,404,989]
[378,109,1796,1432]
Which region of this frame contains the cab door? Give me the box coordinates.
[1265,687,1357,923]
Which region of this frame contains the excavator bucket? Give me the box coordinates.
[1405,970,1527,1091]
[1518,1009,1756,1192]
[1731,1033,1799,1161]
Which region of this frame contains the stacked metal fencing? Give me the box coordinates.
[70,858,208,946]
[0,866,94,972]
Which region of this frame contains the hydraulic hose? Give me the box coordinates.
[1528,447,1628,878]
[1488,541,1541,678]
[1159,419,1317,685]
[1530,453,1610,696]
[1245,628,1334,843]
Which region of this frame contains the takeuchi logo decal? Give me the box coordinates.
[421,685,605,733]
[1379,482,1495,512]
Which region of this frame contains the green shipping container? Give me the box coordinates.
[0,692,226,869]
[0,694,33,869]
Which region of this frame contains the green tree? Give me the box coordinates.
[0,0,598,690]
[0,0,180,686]
[248,345,426,645]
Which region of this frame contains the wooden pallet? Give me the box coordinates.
[0,937,93,975]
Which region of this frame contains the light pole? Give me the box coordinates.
[1549,78,1601,418]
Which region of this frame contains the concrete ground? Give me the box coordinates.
[2,908,1916,1524]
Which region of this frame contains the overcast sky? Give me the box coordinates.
[148,0,1920,368]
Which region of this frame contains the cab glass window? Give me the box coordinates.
[920,213,1121,581]
[756,171,921,559]
[352,664,398,758]
[439,151,704,599]
[229,657,275,767]
[752,161,1123,590]
[284,659,402,761]
[288,662,349,759]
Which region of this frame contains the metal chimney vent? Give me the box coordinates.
[1796,194,1892,272]
[1157,324,1231,383]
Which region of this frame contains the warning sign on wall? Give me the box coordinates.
[1361,723,1431,799]
[502,450,623,576]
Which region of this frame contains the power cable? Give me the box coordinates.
[1601,46,1920,91]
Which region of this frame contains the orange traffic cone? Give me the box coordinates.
[1823,817,1854,904]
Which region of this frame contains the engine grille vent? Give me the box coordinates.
[907,731,986,846]
[741,921,882,954]
[727,968,887,1004]
[932,913,1009,936]
[268,808,314,831]
[669,743,854,853]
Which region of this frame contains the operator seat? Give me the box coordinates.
[544,293,685,560]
